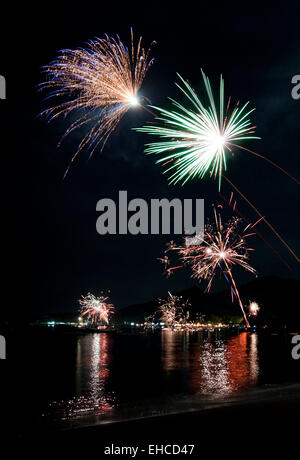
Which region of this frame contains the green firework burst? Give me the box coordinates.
[136,70,260,189]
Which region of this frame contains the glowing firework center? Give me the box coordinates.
[79,293,114,327]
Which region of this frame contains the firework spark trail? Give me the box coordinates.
[79,293,114,325]
[136,70,299,263]
[161,208,256,327]
[40,29,155,177]
[229,143,300,185]
[223,258,249,327]
[219,192,292,270]
[223,175,300,264]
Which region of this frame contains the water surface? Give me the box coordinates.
[4,328,299,431]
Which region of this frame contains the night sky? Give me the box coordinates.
[2,3,300,316]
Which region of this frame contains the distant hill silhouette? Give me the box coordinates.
[2,277,298,331]
[119,277,300,328]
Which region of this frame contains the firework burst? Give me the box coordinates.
[136,70,259,189]
[153,291,189,329]
[40,29,155,176]
[79,292,114,325]
[248,301,260,317]
[160,208,257,327]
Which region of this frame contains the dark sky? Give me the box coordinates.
[2,2,300,316]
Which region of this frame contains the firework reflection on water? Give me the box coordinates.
[50,333,115,419]
[48,330,261,424]
[161,330,259,396]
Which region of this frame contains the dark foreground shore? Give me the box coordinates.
[54,383,300,438]
[8,382,299,455]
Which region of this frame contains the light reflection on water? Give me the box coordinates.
[51,333,115,419]
[50,330,261,421]
[161,331,259,397]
